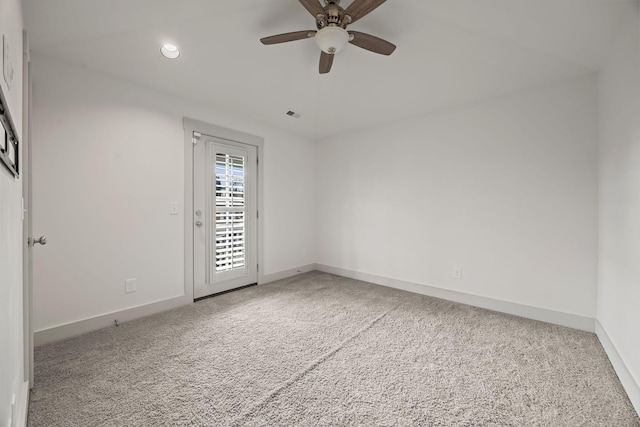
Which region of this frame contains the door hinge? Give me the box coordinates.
[257,210,259,219]
[257,264,259,272]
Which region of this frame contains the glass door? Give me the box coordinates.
[193,136,257,299]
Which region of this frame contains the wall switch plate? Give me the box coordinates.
[453,267,463,279]
[170,202,179,215]
[125,278,136,293]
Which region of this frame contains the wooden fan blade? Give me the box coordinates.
[298,0,325,18]
[261,31,317,45]
[342,0,387,24]
[319,51,334,74]
[348,31,396,55]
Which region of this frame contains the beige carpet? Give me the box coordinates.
[29,271,639,426]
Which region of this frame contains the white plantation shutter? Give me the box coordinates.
[212,153,246,274]
[214,212,245,270]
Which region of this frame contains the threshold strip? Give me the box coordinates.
[193,283,258,302]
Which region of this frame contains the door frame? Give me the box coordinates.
[183,118,264,301]
[22,30,34,388]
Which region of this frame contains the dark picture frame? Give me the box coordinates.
[0,82,19,177]
[0,121,6,152]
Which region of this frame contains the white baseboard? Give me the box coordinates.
[595,320,640,416]
[34,264,317,346]
[314,264,595,332]
[34,295,190,346]
[261,264,316,284]
[16,380,29,427]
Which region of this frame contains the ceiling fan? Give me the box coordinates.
[260,0,396,74]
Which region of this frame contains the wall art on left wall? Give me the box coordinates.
[0,81,19,177]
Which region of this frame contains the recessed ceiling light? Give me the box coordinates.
[160,43,180,59]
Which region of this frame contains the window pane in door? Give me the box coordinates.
[213,152,246,273]
[215,154,245,208]
[214,212,245,271]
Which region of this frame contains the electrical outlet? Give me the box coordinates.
[170,202,179,215]
[125,278,136,293]
[453,267,463,279]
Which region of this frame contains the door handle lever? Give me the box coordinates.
[28,236,47,247]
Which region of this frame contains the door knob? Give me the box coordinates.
[195,220,203,227]
[28,236,47,246]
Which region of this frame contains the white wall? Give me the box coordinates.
[0,0,25,425]
[31,54,315,332]
[316,74,598,318]
[597,0,640,410]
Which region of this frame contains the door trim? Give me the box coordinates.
[183,118,265,301]
[22,29,34,388]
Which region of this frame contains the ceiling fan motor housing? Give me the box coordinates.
[317,1,345,29]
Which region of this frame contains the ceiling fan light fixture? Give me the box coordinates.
[160,43,180,59]
[315,26,349,54]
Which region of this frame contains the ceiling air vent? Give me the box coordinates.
[286,110,301,118]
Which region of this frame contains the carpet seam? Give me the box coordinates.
[230,303,401,426]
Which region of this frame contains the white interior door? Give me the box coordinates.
[193,134,257,299]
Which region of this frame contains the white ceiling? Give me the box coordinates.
[23,0,631,140]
